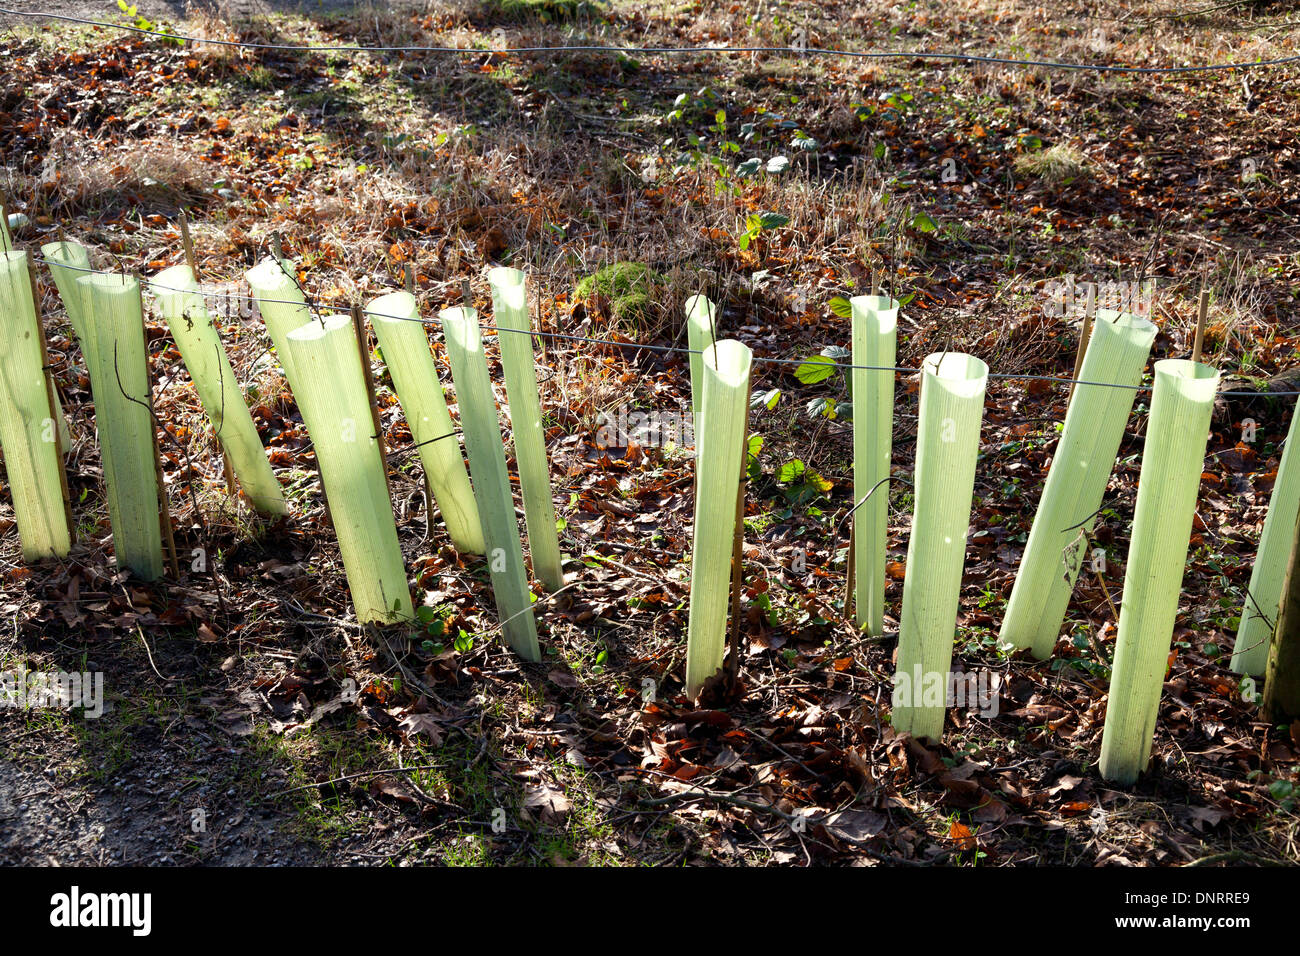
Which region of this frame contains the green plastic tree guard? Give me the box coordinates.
[284,315,414,623]
[893,352,989,741]
[3,245,75,452]
[441,305,541,662]
[1000,309,1157,658]
[489,267,564,592]
[245,257,314,390]
[851,294,899,636]
[1231,406,1300,676]
[685,339,753,698]
[41,241,94,347]
[150,264,288,516]
[685,293,718,450]
[41,242,97,450]
[1099,359,1220,785]
[0,251,71,560]
[366,290,484,555]
[75,273,164,581]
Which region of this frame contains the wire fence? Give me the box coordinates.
[4,7,1300,74]
[21,251,1300,399]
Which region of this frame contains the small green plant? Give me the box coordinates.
[773,458,832,506]
[737,211,789,252]
[1269,779,1296,813]
[116,1,183,45]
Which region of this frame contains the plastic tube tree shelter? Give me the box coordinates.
[284,315,413,623]
[1099,359,1219,785]
[441,305,541,662]
[1000,309,1157,658]
[150,265,288,516]
[41,241,94,345]
[489,267,564,592]
[1231,404,1300,676]
[685,294,717,449]
[74,273,164,581]
[685,339,753,698]
[245,257,313,390]
[892,352,989,741]
[850,294,899,636]
[2,243,77,452]
[0,251,72,560]
[366,291,484,555]
[39,242,111,454]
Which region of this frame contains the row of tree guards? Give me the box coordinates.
[0,220,1297,785]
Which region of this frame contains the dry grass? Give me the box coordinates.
[1013,143,1097,185]
[39,139,213,216]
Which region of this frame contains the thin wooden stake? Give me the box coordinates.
[351,303,393,502]
[138,282,181,578]
[178,208,198,277]
[404,263,416,295]
[535,282,548,369]
[314,454,333,527]
[26,255,75,542]
[423,470,436,534]
[1192,277,1211,365]
[1263,499,1300,722]
[1068,281,1097,405]
[844,520,856,617]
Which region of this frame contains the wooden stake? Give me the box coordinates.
[844,520,856,618]
[535,282,548,369]
[404,262,416,295]
[1068,281,1097,405]
[314,454,333,528]
[26,255,75,542]
[351,303,393,502]
[178,208,237,498]
[137,282,181,578]
[178,208,198,277]
[1192,278,1211,365]
[1263,500,1300,722]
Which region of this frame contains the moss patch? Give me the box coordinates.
[573,262,667,328]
